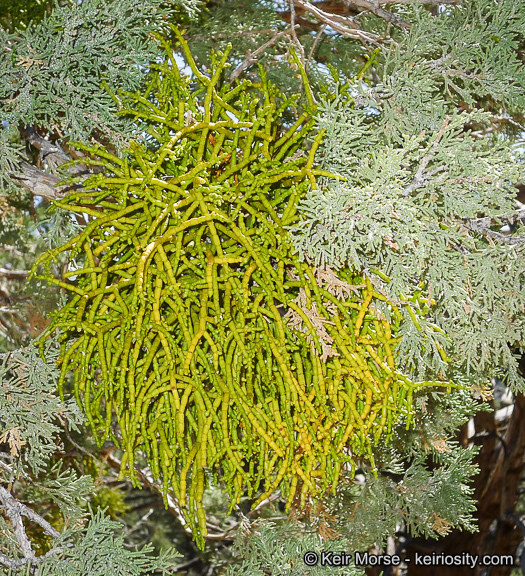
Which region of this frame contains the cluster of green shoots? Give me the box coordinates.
[34,31,451,547]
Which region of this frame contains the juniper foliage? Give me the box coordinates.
[0,0,201,149]
[36,509,180,576]
[226,521,365,576]
[0,135,24,196]
[0,343,181,575]
[0,342,83,476]
[290,0,525,390]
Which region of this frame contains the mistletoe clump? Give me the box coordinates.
[34,32,451,546]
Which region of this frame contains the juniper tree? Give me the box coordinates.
[1,1,525,576]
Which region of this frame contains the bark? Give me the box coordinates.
[12,161,68,199]
[10,127,89,199]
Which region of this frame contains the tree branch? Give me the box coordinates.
[11,161,69,200]
[289,0,307,71]
[280,0,459,44]
[462,219,525,245]
[282,0,457,43]
[22,127,86,177]
[293,0,384,45]
[0,486,35,561]
[229,27,298,82]
[0,548,63,570]
[10,127,89,199]
[402,115,450,197]
[306,24,328,70]
[0,485,60,540]
[342,0,411,30]
[466,208,525,229]
[102,450,195,538]
[0,268,29,280]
